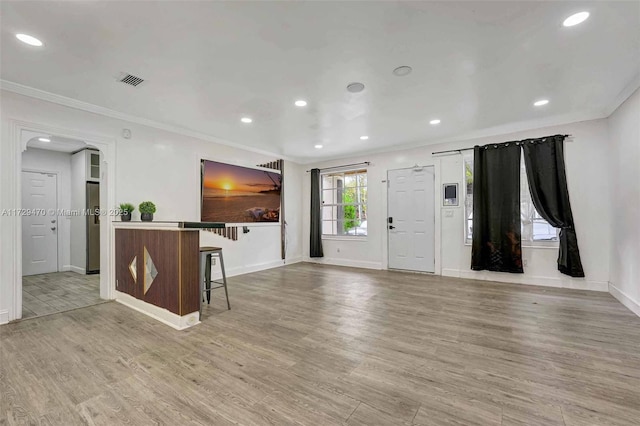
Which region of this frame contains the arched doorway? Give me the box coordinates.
[7,120,116,322]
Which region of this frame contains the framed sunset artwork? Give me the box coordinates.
[200,160,281,223]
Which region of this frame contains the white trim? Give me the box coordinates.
[609,283,640,318]
[321,236,368,242]
[306,257,383,270]
[441,268,608,292]
[69,265,86,274]
[294,111,610,164]
[115,291,200,330]
[198,258,296,284]
[0,310,8,325]
[285,256,303,265]
[224,259,287,277]
[7,119,117,322]
[441,268,463,278]
[1,80,292,162]
[604,73,640,117]
[4,78,638,166]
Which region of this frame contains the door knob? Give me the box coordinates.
[51,227,57,231]
[389,225,396,230]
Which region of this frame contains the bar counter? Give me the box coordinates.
[113,221,224,329]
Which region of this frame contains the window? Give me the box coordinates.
[464,155,559,245]
[321,169,367,237]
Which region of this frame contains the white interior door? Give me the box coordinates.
[22,171,58,276]
[388,166,435,272]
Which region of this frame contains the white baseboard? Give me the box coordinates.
[285,256,303,265]
[224,259,287,277]
[442,268,608,292]
[115,291,200,330]
[0,309,8,325]
[60,265,72,272]
[441,268,462,278]
[305,257,383,270]
[609,283,640,318]
[69,265,86,274]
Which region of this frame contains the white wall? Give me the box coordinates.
[21,148,72,272]
[0,90,304,323]
[607,88,640,316]
[303,119,612,291]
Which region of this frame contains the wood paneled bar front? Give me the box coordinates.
[113,221,225,329]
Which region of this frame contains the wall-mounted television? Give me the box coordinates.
[201,160,281,223]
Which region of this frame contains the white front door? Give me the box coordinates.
[387,167,435,272]
[22,171,58,276]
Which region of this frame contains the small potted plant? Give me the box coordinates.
[139,201,156,222]
[119,203,135,222]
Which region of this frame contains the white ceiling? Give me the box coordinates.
[2,1,639,162]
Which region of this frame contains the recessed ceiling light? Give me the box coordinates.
[430,119,441,125]
[240,117,253,123]
[533,99,549,107]
[347,82,365,93]
[38,137,51,142]
[294,100,307,107]
[392,66,413,77]
[314,144,323,149]
[563,11,590,27]
[360,136,369,140]
[16,33,43,47]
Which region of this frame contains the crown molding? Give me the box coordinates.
[4,76,637,166]
[0,79,295,163]
[295,109,609,164]
[603,72,640,117]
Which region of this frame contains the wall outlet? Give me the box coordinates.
[523,259,528,267]
[444,210,454,218]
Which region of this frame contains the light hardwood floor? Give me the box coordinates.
[2,263,639,425]
[22,272,103,319]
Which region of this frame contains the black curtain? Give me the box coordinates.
[471,143,523,273]
[522,135,584,277]
[310,169,324,257]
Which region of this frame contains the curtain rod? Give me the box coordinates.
[431,134,573,156]
[306,161,370,173]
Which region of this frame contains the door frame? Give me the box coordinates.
[384,164,441,275]
[21,169,60,274]
[6,119,117,322]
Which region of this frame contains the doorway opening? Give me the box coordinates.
[387,166,436,273]
[20,133,105,319]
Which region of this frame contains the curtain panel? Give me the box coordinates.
[310,169,324,258]
[522,135,585,277]
[471,143,523,273]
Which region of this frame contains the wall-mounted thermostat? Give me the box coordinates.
[443,183,458,206]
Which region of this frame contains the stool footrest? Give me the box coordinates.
[202,285,225,291]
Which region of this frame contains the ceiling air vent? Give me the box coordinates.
[118,73,145,87]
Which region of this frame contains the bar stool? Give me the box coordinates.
[199,246,230,320]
